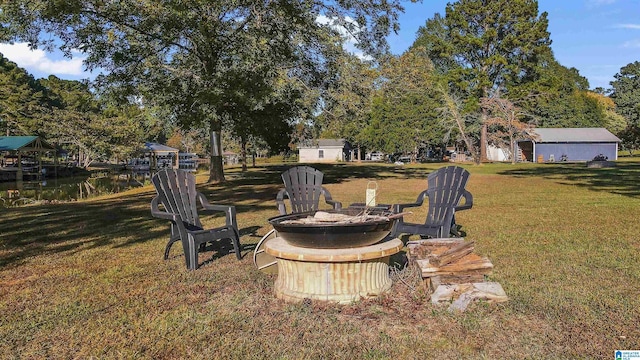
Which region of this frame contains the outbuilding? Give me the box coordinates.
[298,139,350,163]
[518,128,620,163]
[130,142,179,171]
[0,136,56,181]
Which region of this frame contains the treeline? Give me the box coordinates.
[1,0,640,175]
[0,54,153,167]
[316,0,636,163]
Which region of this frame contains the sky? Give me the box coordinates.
[0,0,638,90]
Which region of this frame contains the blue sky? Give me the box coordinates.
[0,0,638,90]
[387,0,640,90]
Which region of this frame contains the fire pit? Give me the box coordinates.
[264,208,402,304]
[264,237,403,303]
[268,208,396,249]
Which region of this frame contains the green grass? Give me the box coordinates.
[1,161,639,359]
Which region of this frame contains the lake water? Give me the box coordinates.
[0,172,152,207]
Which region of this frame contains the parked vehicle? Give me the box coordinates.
[369,152,385,161]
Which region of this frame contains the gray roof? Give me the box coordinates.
[528,128,620,143]
[299,139,348,148]
[144,142,179,153]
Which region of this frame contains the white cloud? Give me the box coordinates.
[622,39,640,48]
[0,42,87,76]
[316,15,372,61]
[615,24,640,29]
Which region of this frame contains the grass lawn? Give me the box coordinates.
[1,161,639,359]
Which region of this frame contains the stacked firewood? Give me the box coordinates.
[406,238,508,312]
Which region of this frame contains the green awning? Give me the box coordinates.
[0,136,55,152]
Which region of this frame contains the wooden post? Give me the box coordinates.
[17,152,23,181]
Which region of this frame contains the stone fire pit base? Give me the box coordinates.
[264,237,403,304]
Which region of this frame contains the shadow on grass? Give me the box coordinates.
[498,162,640,198]
[0,172,276,268]
[0,163,450,268]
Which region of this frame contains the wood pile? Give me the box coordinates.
[406,238,508,312]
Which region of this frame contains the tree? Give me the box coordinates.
[481,92,535,163]
[618,124,640,155]
[0,0,407,183]
[363,49,443,160]
[0,54,49,135]
[610,61,640,126]
[413,0,552,162]
[40,76,144,168]
[318,53,378,159]
[584,91,627,135]
[510,55,608,129]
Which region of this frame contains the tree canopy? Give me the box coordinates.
[0,0,409,182]
[610,61,640,126]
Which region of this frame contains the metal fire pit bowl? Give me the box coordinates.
[268,208,396,249]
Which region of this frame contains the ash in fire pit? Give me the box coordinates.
[268,208,398,249]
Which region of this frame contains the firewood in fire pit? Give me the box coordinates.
[280,211,391,225]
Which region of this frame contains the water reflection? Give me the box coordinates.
[0,172,152,207]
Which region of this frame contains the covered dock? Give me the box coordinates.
[0,136,56,181]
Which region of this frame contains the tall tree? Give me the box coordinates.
[363,49,442,159]
[0,0,407,183]
[413,0,551,161]
[610,61,640,126]
[318,53,378,159]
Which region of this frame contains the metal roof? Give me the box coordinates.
[528,128,620,143]
[0,136,55,151]
[143,142,179,153]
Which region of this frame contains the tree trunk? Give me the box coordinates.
[241,136,247,172]
[510,134,516,164]
[480,121,488,164]
[208,128,225,183]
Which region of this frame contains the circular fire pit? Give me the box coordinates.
[268,208,396,249]
[265,237,403,304]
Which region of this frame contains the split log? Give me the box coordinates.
[416,253,493,277]
[429,241,475,267]
[406,238,465,262]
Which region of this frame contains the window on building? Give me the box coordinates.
[318,150,324,159]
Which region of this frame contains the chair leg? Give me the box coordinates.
[184,235,198,270]
[231,227,242,260]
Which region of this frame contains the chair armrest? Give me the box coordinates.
[197,192,238,229]
[151,196,179,222]
[392,189,428,213]
[276,188,288,215]
[455,190,473,211]
[321,187,342,210]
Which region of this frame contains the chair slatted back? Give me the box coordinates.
[425,166,470,230]
[152,169,202,228]
[281,166,325,214]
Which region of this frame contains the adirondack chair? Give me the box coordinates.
[151,169,241,270]
[275,165,342,215]
[391,166,473,239]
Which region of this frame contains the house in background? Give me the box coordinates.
[518,128,620,162]
[298,139,351,163]
[129,142,179,171]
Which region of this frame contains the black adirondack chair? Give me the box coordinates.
[151,169,241,270]
[275,165,342,215]
[391,166,473,239]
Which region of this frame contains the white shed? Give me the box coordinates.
[298,139,350,163]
